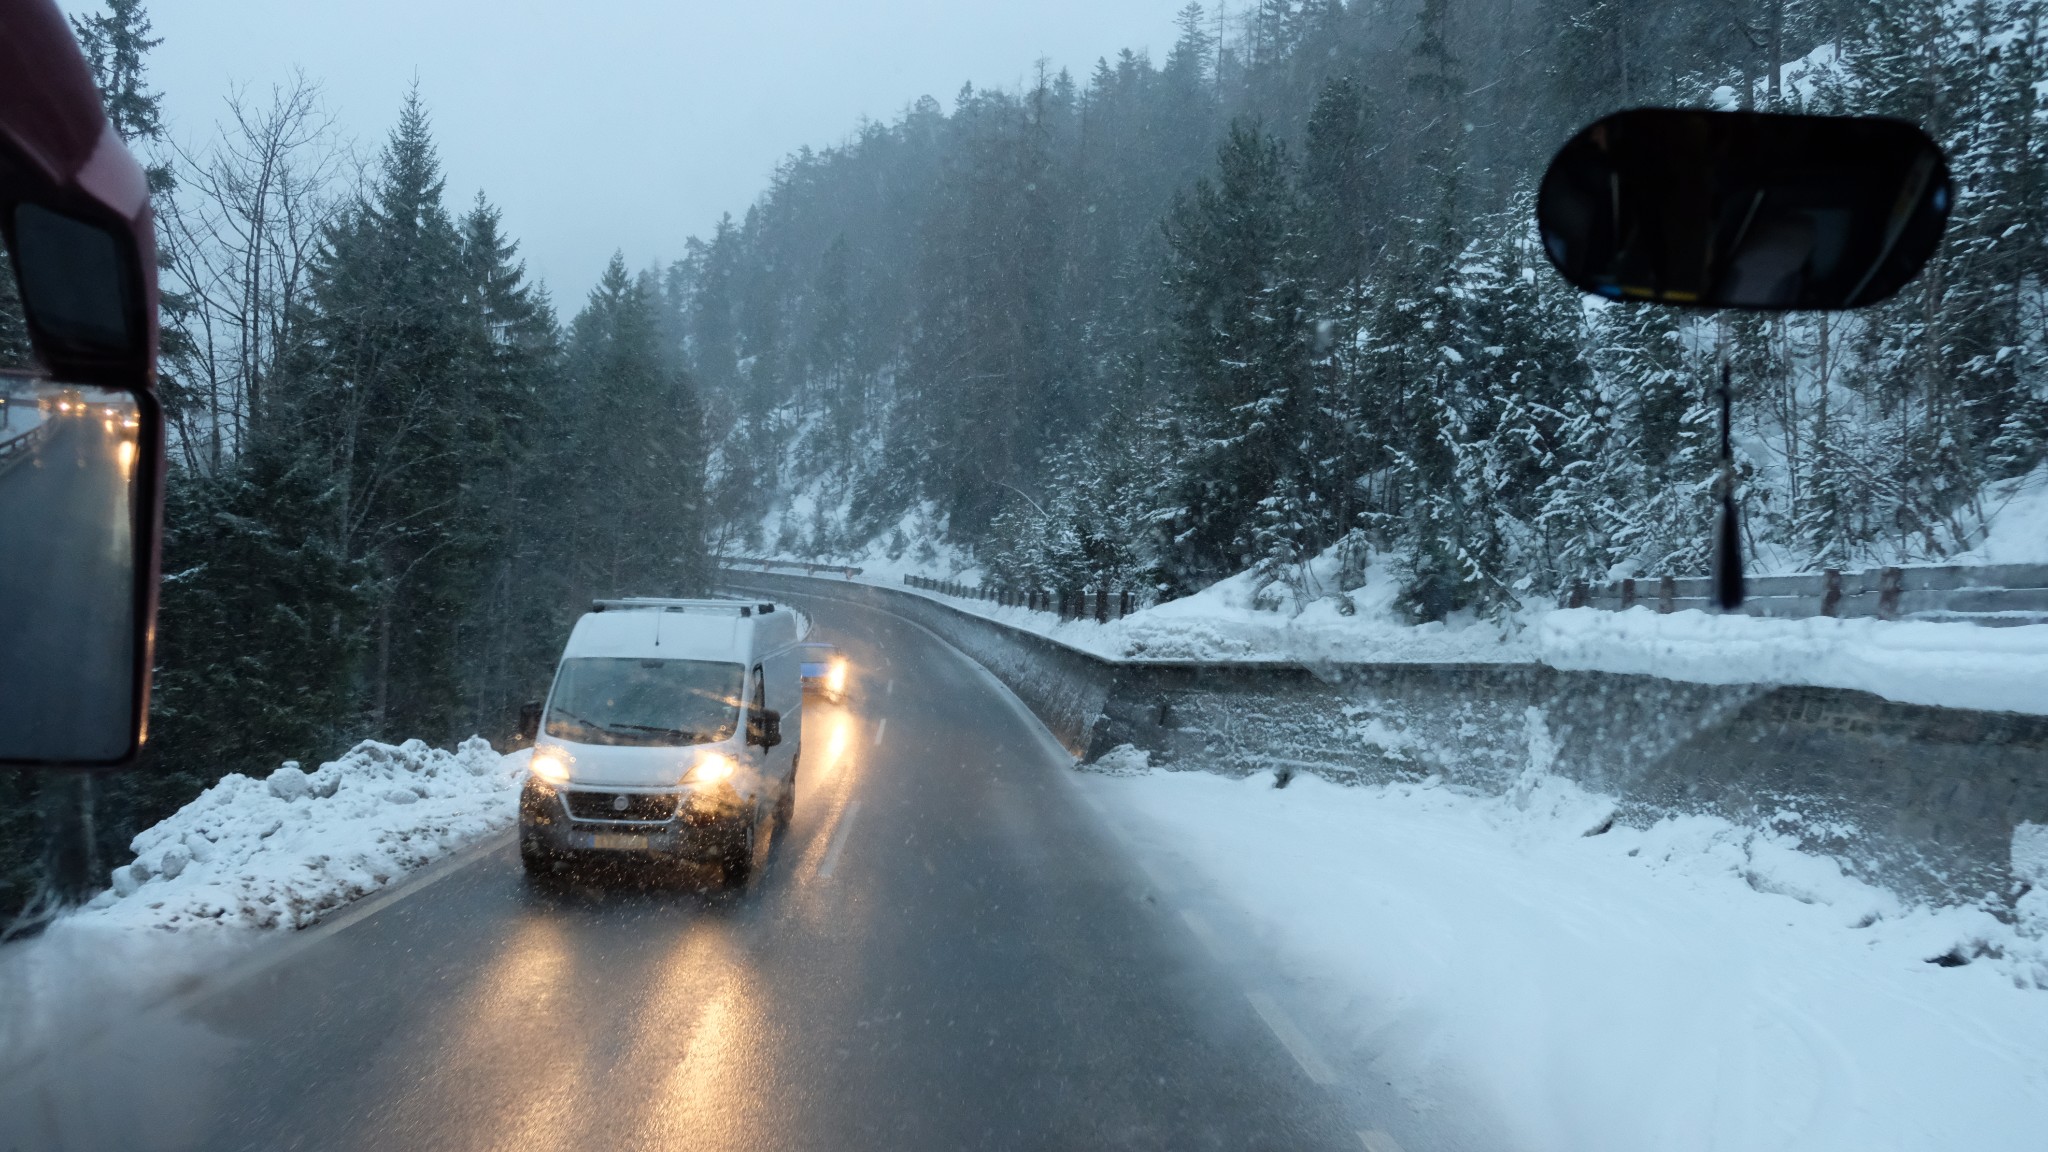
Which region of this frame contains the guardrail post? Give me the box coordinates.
[1658,575,1676,614]
[1095,587,1110,623]
[1119,589,1132,619]
[1620,578,1637,611]
[1821,568,1842,617]
[1879,566,1903,620]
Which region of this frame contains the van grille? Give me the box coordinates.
[564,791,680,822]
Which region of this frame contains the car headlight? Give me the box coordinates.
[529,750,571,786]
[686,752,736,785]
[827,661,848,694]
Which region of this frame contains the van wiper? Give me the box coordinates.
[608,722,702,741]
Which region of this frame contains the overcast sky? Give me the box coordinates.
[85,1,1184,307]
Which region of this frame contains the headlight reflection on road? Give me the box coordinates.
[373,917,585,1150]
[116,438,136,479]
[817,712,854,782]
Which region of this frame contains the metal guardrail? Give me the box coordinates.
[1570,563,2048,626]
[903,573,1143,623]
[719,556,863,578]
[0,418,53,475]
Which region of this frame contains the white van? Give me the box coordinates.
[517,598,801,887]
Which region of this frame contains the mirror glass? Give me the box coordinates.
[12,203,135,353]
[1537,109,1952,310]
[0,374,142,763]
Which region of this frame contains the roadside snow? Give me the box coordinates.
[846,546,2048,715]
[74,737,526,932]
[1537,607,2048,716]
[1089,765,2048,1152]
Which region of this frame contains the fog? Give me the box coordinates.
[96,0,1183,301]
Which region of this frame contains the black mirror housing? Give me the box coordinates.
[1538,109,1951,311]
[749,708,783,749]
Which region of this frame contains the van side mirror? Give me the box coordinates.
[0,0,165,768]
[749,708,782,749]
[516,700,542,744]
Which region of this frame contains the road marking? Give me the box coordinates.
[1179,910,1226,960]
[886,678,894,696]
[1247,992,1338,1085]
[816,800,862,879]
[872,717,887,746]
[1359,1131,1405,1152]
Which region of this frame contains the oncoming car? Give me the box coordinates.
[798,641,849,703]
[518,598,800,888]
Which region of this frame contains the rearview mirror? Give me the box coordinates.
[0,375,158,763]
[1537,109,1951,310]
[0,0,166,767]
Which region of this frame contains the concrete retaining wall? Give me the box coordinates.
[726,570,2048,905]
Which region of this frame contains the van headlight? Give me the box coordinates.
[530,750,571,786]
[686,752,736,785]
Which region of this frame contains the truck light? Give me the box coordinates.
[827,660,848,695]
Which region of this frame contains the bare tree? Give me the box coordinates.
[158,73,349,470]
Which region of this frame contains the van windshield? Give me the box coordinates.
[543,657,744,747]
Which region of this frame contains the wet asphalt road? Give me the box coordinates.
[6,592,1375,1151]
[0,411,137,761]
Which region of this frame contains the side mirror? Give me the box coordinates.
[0,0,164,768]
[1537,109,1951,311]
[748,708,782,750]
[516,700,543,743]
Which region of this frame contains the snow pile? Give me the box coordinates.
[1090,766,2048,1152]
[1537,606,2048,715]
[76,737,524,932]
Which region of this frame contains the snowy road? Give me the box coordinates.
[2,594,1396,1151]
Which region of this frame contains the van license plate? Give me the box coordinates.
[589,833,648,851]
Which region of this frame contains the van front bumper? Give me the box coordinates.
[519,778,751,861]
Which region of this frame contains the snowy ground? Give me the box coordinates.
[0,737,527,1071]
[1084,757,2048,1152]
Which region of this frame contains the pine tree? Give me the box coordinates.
[1160,118,1315,588]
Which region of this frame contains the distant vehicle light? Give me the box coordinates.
[530,750,571,785]
[687,752,737,785]
[102,417,113,432]
[827,660,848,695]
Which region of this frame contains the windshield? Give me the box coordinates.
[6,4,2048,1152]
[542,657,742,746]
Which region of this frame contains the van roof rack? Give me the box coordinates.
[591,597,773,617]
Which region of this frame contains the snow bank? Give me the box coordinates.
[864,552,2048,715]
[1090,766,2048,1152]
[75,737,525,932]
[1538,606,2048,715]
